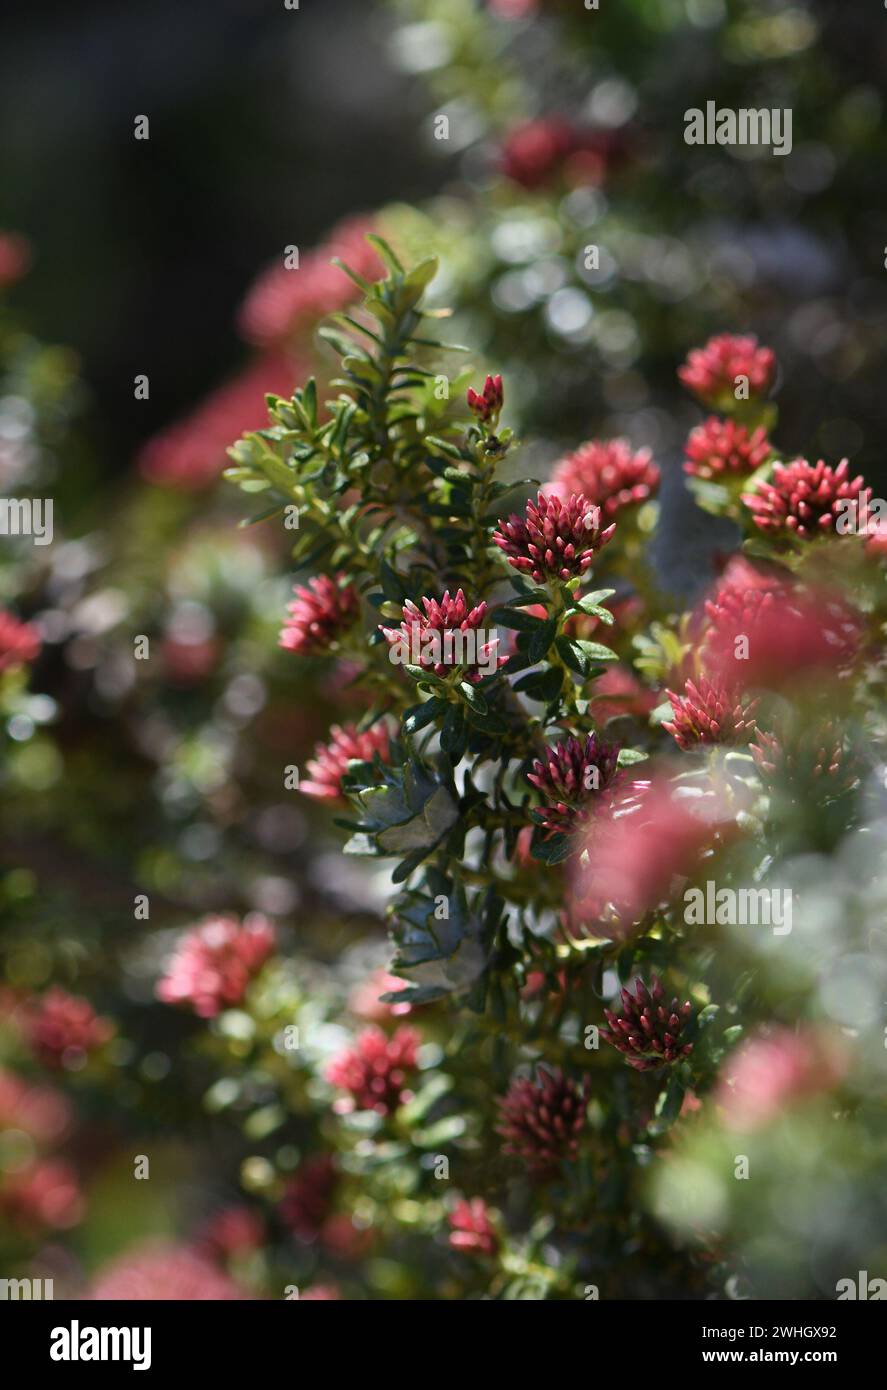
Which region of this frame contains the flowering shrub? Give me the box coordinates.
[4,0,887,1310]
[154,243,886,1299]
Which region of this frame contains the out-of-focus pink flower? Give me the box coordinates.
[500,119,575,188]
[89,1242,252,1300]
[0,1068,71,1145]
[238,217,382,349]
[138,352,297,491]
[678,334,776,407]
[570,776,732,927]
[0,231,32,287]
[499,120,622,189]
[527,733,622,837]
[156,914,276,1018]
[25,988,113,1070]
[663,676,758,750]
[717,1028,846,1131]
[496,1067,588,1173]
[280,574,360,657]
[348,967,412,1021]
[683,417,772,480]
[0,608,41,673]
[520,967,567,1000]
[549,439,659,519]
[743,457,871,540]
[160,635,221,685]
[300,722,392,802]
[448,1198,499,1256]
[511,824,536,868]
[321,1213,375,1261]
[299,1284,342,1300]
[864,514,887,558]
[380,589,502,683]
[279,1155,338,1242]
[0,1158,83,1231]
[326,1025,420,1116]
[702,570,861,692]
[489,0,539,17]
[493,491,615,583]
[601,976,694,1072]
[197,1206,265,1263]
[466,374,504,425]
[588,665,657,725]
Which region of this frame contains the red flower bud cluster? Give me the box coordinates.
[448,1198,499,1256]
[466,374,503,424]
[156,915,276,1019]
[602,976,694,1072]
[743,457,871,540]
[527,733,622,836]
[493,491,615,583]
[496,1067,588,1173]
[684,416,772,480]
[678,333,775,406]
[664,676,758,751]
[301,721,393,801]
[25,988,113,1070]
[326,1025,421,1116]
[550,438,660,518]
[280,574,360,656]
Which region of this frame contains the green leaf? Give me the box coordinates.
[397,1074,453,1124]
[391,847,431,884]
[425,436,465,461]
[402,699,447,736]
[440,705,467,761]
[365,232,405,274]
[379,559,407,603]
[346,759,459,858]
[388,874,501,1003]
[465,708,508,736]
[302,378,318,427]
[528,617,559,663]
[616,747,648,767]
[556,636,617,677]
[459,681,487,714]
[329,258,372,295]
[402,256,439,299]
[508,584,551,605]
[577,639,618,663]
[577,588,616,611]
[648,1074,686,1135]
[514,665,563,702]
[490,606,545,631]
[555,636,590,678]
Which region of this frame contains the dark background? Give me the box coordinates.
[0,0,437,467]
[3,0,887,488]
